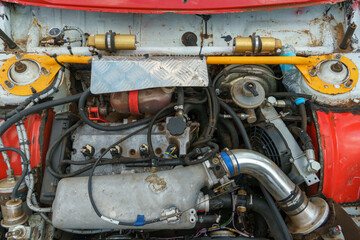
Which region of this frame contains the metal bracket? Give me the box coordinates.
[260,105,320,186]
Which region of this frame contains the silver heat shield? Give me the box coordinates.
[90,56,209,94]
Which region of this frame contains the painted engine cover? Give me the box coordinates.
[0,0,345,14]
[310,105,360,203]
[0,112,53,180]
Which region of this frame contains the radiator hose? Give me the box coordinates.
[217,149,329,234]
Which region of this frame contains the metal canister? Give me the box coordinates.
[0,176,27,205]
[1,198,29,228]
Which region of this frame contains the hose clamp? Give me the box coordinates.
[222,148,240,176]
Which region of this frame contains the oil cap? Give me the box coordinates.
[166,117,186,136]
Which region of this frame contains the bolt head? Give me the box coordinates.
[267,96,277,105]
[309,161,321,172]
[212,158,220,165]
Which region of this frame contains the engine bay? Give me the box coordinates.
[0,1,359,240]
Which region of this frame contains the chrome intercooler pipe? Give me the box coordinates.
[218,149,329,234]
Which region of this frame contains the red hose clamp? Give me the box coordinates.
[129,90,141,115]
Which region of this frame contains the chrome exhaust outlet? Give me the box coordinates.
[218,149,329,234]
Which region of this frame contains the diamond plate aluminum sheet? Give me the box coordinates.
[90,56,208,94]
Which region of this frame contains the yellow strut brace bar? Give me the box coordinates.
[206,56,316,65]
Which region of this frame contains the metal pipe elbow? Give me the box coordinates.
[218,149,329,234]
[220,149,295,201]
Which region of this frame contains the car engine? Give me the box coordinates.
[0,0,359,240]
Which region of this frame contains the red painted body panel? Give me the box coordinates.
[0,0,345,14]
[0,112,53,180]
[312,110,360,203]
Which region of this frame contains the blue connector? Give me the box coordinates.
[133,215,145,226]
[294,98,306,105]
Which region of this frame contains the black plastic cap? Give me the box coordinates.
[167,117,186,136]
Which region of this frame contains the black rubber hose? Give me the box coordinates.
[298,103,307,131]
[78,89,156,131]
[290,126,313,150]
[0,147,28,200]
[260,185,293,240]
[266,92,313,100]
[219,118,240,149]
[177,87,184,107]
[249,195,291,240]
[218,100,251,150]
[0,93,82,137]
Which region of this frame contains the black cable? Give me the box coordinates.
[79,89,162,131]
[260,185,293,240]
[0,147,28,200]
[88,124,165,226]
[0,93,82,137]
[218,100,251,150]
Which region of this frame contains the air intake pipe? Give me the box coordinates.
[218,149,329,234]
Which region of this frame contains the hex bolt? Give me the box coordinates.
[212,158,220,165]
[309,67,317,76]
[4,80,14,89]
[307,160,321,173]
[344,79,353,88]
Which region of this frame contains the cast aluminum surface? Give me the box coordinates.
[90,57,208,94]
[70,122,196,175]
[260,105,320,186]
[52,164,210,230]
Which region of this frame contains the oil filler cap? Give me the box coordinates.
[166,117,186,136]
